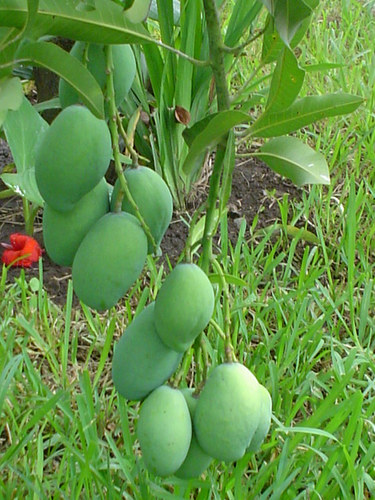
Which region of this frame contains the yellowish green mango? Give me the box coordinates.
[247,384,272,453]
[112,303,183,401]
[35,105,111,212]
[59,43,136,109]
[194,363,261,462]
[43,178,109,266]
[137,386,192,477]
[154,263,215,352]
[72,212,147,311]
[174,389,213,479]
[110,167,173,253]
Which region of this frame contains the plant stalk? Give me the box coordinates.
[105,45,158,253]
[200,0,231,273]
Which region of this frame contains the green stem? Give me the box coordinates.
[211,259,236,363]
[200,0,232,273]
[105,45,158,253]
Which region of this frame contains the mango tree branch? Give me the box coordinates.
[200,0,231,273]
[105,45,158,253]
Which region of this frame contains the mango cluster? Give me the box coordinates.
[112,265,272,478]
[112,263,215,400]
[36,103,172,311]
[136,363,272,479]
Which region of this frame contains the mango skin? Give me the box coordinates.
[110,167,173,253]
[112,303,183,401]
[72,212,147,311]
[247,384,272,453]
[43,178,110,266]
[194,363,261,462]
[35,105,111,212]
[59,43,136,109]
[137,386,192,477]
[154,263,215,352]
[174,389,213,479]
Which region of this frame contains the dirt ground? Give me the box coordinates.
[0,138,302,306]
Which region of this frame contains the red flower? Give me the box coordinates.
[1,233,43,268]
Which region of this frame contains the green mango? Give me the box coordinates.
[72,212,147,311]
[137,386,192,477]
[43,178,110,266]
[246,384,272,453]
[174,388,213,479]
[110,167,173,253]
[59,43,136,109]
[35,105,111,212]
[193,363,261,462]
[154,263,215,352]
[112,303,183,401]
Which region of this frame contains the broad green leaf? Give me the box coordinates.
[33,96,60,112]
[253,136,330,186]
[1,95,47,205]
[0,76,23,116]
[124,0,151,24]
[0,0,152,44]
[182,110,249,177]
[0,168,44,205]
[261,16,284,64]
[273,0,311,47]
[249,93,363,137]
[16,40,105,118]
[225,0,263,48]
[265,46,305,112]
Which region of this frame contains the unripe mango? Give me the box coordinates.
[174,389,213,479]
[247,384,272,453]
[194,363,261,462]
[112,303,183,401]
[72,212,147,311]
[154,263,215,352]
[35,105,111,212]
[59,43,136,109]
[43,178,110,266]
[110,167,173,253]
[137,386,192,477]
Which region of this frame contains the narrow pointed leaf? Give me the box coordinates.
[274,0,311,47]
[266,46,305,112]
[182,110,249,177]
[253,136,330,186]
[225,0,263,48]
[15,40,105,118]
[249,93,363,137]
[0,0,152,44]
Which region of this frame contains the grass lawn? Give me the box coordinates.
[1,0,374,498]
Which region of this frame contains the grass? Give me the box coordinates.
[1,0,375,498]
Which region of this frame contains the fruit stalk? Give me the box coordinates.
[200,0,231,272]
[212,259,236,363]
[105,45,158,253]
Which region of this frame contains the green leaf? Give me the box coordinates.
[265,46,305,112]
[0,76,23,123]
[1,168,44,205]
[249,93,363,137]
[253,136,330,186]
[124,0,151,24]
[225,0,263,48]
[273,0,311,47]
[1,95,48,205]
[182,110,249,177]
[0,0,152,44]
[15,40,105,118]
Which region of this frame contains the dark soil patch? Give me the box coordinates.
[0,139,303,307]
